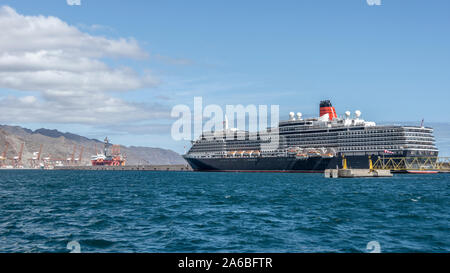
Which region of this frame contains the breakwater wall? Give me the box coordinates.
[54,164,192,171]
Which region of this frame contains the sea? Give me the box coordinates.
[0,170,448,253]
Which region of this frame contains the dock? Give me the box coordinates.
[324,168,392,178]
[324,155,392,178]
[53,164,192,171]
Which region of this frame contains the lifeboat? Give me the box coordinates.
[307,149,321,157]
[296,153,308,159]
[321,153,334,158]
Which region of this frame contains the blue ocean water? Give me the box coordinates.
[0,170,448,253]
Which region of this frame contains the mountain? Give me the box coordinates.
[0,125,186,167]
[33,128,98,143]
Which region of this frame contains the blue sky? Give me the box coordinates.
[0,0,449,153]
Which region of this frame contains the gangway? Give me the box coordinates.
[372,157,450,172]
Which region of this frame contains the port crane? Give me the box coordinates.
[29,144,43,168]
[69,144,77,164]
[12,143,24,168]
[75,146,84,165]
[0,142,9,167]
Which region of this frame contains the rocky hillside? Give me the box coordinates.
[0,125,186,167]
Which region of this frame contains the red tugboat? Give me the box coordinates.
[91,137,126,166]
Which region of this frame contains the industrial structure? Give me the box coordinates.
[28,144,43,169]
[372,156,450,174]
[91,137,126,166]
[0,141,93,169]
[0,142,8,167]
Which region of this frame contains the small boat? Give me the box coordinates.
[406,170,438,174]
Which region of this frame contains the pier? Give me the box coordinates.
[325,168,392,178]
[325,155,392,178]
[54,164,192,171]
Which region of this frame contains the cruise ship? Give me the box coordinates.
[183,100,438,172]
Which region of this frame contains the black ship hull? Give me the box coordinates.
[184,155,374,172]
[184,152,433,172]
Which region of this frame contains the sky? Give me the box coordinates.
[0,0,449,153]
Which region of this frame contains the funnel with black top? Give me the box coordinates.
[319,100,337,120]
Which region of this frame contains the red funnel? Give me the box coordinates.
[319,100,337,120]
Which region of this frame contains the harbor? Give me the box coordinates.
[0,135,189,171]
[53,164,192,171]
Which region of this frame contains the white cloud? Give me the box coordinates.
[0,6,166,127]
[0,94,171,125]
[18,95,37,104]
[0,67,158,93]
[0,7,146,59]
